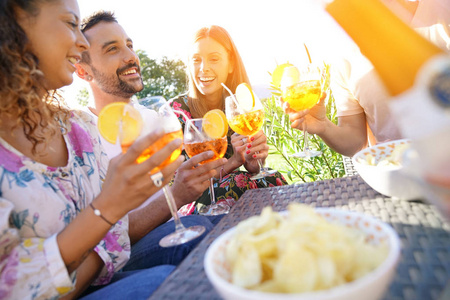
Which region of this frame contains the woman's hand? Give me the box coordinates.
[96,128,184,222]
[230,132,247,167]
[243,130,269,174]
[282,92,328,135]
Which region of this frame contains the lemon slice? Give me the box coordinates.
[235,83,255,112]
[203,109,228,139]
[97,102,143,146]
[271,63,294,88]
[280,66,300,90]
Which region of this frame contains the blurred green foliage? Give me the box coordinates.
[76,87,89,107]
[136,50,187,100]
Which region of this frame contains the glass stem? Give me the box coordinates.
[248,135,266,173]
[257,155,265,172]
[303,122,311,153]
[209,178,216,205]
[162,185,185,232]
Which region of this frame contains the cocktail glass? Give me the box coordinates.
[225,94,277,180]
[122,100,205,247]
[282,64,324,158]
[184,118,230,215]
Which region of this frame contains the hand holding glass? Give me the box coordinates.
[282,65,324,158]
[122,100,205,247]
[225,95,277,180]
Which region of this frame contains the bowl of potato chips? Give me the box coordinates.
[352,139,423,200]
[204,204,400,300]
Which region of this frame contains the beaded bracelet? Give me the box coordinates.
[89,203,114,226]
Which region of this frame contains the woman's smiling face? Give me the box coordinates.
[189,37,233,100]
[17,0,89,90]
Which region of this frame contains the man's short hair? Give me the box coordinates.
[80,11,118,64]
[81,11,117,33]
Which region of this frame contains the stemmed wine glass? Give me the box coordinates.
[184,118,230,215]
[125,100,206,247]
[281,64,324,158]
[225,93,277,180]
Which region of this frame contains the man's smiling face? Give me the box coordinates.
[84,21,143,98]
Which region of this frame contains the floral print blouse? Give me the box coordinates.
[0,111,131,299]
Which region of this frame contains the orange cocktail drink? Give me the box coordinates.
[184,136,227,165]
[122,129,183,170]
[224,82,278,180]
[184,113,228,165]
[283,80,321,112]
[275,63,324,158]
[227,109,264,136]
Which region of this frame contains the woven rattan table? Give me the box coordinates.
[150,175,450,300]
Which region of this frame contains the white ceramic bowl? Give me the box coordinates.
[204,208,401,300]
[352,139,422,200]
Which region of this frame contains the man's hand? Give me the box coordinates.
[171,151,227,207]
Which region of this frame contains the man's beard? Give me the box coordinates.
[91,63,143,98]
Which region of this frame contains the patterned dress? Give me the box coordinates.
[169,95,287,215]
[0,111,131,299]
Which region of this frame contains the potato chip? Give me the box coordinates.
[274,244,318,293]
[254,279,283,293]
[231,243,262,288]
[316,254,337,290]
[225,203,389,294]
[246,229,278,258]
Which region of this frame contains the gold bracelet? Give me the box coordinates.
[89,203,114,226]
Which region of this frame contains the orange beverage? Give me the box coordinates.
[228,109,264,136]
[185,137,227,165]
[122,130,183,172]
[283,80,321,112]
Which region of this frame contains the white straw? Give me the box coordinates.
[175,109,204,138]
[221,82,234,97]
[221,83,243,113]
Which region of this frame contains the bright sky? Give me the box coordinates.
[62,0,357,108]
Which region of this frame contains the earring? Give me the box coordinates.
[86,75,93,81]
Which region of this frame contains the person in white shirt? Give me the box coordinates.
[284,0,449,157]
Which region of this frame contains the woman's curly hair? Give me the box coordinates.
[0,0,70,154]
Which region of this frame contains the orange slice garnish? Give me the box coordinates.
[280,66,300,90]
[97,102,143,146]
[203,109,228,139]
[271,63,294,88]
[235,83,255,112]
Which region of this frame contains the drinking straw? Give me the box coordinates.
[221,83,244,114]
[304,43,312,64]
[173,108,205,138]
